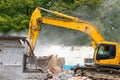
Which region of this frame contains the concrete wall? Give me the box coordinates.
[0,37,46,80]
[34,45,94,66]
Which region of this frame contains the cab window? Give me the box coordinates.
[96,44,116,60]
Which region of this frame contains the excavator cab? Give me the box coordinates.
[94,42,120,67]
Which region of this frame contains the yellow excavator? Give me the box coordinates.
[27,7,120,79]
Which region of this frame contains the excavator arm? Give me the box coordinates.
[27,8,41,55]
[27,7,104,55]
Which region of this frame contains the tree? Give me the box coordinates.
[2,0,120,45]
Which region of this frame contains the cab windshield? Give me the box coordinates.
[96,44,116,60]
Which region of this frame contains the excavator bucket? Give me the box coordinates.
[23,54,65,73]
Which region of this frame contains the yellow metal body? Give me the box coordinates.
[28,7,120,66]
[28,8,41,55]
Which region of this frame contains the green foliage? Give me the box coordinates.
[98,0,120,41]
[74,0,104,9]
[0,0,104,33]
[0,0,34,33]
[0,0,119,45]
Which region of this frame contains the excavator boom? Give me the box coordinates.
[39,7,104,44]
[41,17,104,43]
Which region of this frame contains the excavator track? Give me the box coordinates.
[74,66,120,80]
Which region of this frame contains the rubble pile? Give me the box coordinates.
[36,54,91,80]
[35,54,91,80]
[44,70,91,80]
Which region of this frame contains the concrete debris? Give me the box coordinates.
[45,69,53,80]
[48,54,62,74]
[68,76,92,80]
[41,69,91,80]
[36,54,65,73]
